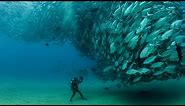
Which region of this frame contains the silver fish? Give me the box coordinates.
[140,44,156,58]
[121,60,128,70]
[128,35,139,50]
[152,9,168,20]
[161,29,173,41]
[143,56,157,64]
[113,5,122,17]
[142,7,152,17]
[124,31,135,43]
[171,20,184,29]
[103,66,115,72]
[110,42,117,54]
[154,16,168,29]
[124,3,134,16]
[139,32,148,45]
[151,62,164,68]
[139,68,151,74]
[146,30,161,42]
[121,2,129,17]
[126,69,140,75]
[131,1,140,14]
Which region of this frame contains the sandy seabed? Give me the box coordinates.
[0,76,185,105]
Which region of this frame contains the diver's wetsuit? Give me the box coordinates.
[69,76,85,102]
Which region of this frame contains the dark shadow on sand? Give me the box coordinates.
[120,89,183,105]
[107,83,185,105]
[69,78,185,105]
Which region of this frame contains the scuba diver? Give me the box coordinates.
[69,75,86,102]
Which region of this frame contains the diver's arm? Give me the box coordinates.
[70,79,74,84]
[78,76,83,83]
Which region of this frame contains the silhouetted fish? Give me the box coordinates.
[104,87,110,90]
[175,43,183,62]
[90,7,99,13]
[45,43,49,46]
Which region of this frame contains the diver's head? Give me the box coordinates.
[74,77,78,81]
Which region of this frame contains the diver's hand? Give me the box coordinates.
[79,75,83,81]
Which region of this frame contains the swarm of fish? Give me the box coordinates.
[75,1,185,85]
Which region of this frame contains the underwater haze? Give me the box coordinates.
[0,1,185,105]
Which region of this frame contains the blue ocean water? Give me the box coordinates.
[0,32,96,84]
[0,1,185,105]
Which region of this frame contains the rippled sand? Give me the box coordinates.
[0,76,184,105]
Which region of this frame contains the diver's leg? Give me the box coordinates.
[70,90,76,102]
[76,89,86,100]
